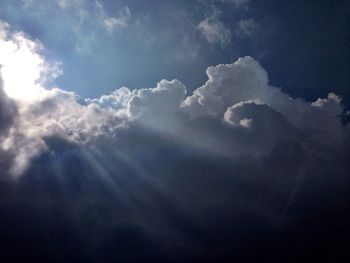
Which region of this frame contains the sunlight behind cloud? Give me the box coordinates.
[0,21,61,101]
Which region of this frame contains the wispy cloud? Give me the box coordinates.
[95,0,131,33]
[197,14,231,46]
[237,18,258,37]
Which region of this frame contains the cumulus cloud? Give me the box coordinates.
[183,57,349,146]
[0,21,349,261]
[0,24,349,177]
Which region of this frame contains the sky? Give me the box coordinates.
[0,0,350,262]
[0,0,349,103]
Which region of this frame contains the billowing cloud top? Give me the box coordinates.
[0,23,349,177]
[0,16,350,262]
[0,21,349,262]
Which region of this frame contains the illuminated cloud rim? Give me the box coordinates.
[0,23,349,176]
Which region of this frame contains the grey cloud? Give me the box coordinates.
[0,51,349,261]
[0,5,349,262]
[183,56,349,146]
[0,21,348,180]
[237,19,259,37]
[224,101,295,134]
[88,79,186,125]
[1,55,349,176]
[0,69,16,135]
[126,79,186,123]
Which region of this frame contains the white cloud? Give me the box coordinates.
[0,23,349,177]
[183,56,348,145]
[182,56,269,117]
[0,21,62,101]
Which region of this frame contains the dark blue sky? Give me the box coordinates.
[1,0,349,105]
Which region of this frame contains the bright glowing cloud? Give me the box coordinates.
[0,2,349,261]
[0,22,349,178]
[0,21,62,101]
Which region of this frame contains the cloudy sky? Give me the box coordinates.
[0,0,349,262]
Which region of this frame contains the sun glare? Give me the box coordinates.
[1,64,42,101]
[0,28,46,101]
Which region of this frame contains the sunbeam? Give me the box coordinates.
[0,1,349,261]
